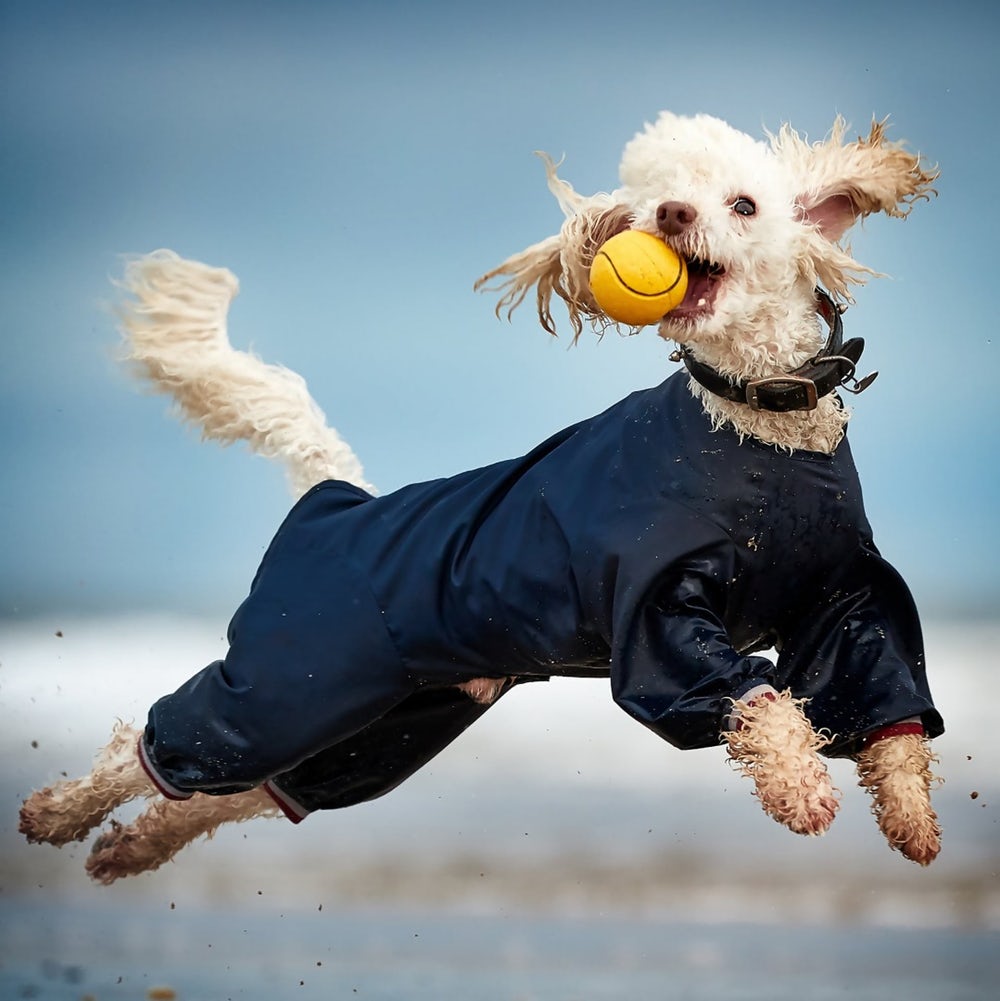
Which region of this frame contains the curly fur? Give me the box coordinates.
[479,113,938,453]
[86,788,278,885]
[19,721,152,847]
[116,251,372,498]
[475,154,635,338]
[20,111,941,879]
[855,733,941,866]
[723,690,840,836]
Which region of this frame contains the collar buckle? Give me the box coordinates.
[675,289,864,413]
[745,375,818,412]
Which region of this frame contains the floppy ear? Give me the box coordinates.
[475,153,633,338]
[772,117,938,297]
[776,116,938,239]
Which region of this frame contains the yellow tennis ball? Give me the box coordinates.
[589,230,688,326]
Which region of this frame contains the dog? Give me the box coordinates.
[20,111,943,883]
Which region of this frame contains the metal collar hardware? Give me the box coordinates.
[673,289,878,413]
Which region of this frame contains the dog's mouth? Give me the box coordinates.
[667,257,725,322]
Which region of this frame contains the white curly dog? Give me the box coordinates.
[20,111,942,883]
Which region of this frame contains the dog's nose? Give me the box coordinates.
[656,201,698,236]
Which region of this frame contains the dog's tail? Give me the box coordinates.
[115,250,372,498]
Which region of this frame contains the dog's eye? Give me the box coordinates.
[732,197,757,217]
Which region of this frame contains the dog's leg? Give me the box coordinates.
[855,731,941,865]
[116,250,372,498]
[455,676,512,704]
[722,689,840,836]
[19,722,151,847]
[86,787,279,884]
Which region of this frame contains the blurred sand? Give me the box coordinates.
[1,616,998,930]
[1,898,998,1001]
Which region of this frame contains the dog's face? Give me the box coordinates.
[478,110,936,366]
[618,113,810,347]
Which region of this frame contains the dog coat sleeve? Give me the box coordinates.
[609,548,779,751]
[774,543,944,757]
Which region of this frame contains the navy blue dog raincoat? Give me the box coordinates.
[140,371,942,820]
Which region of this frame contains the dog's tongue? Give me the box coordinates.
[670,259,722,318]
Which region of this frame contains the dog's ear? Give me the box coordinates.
[775,116,938,241]
[475,232,566,336]
[772,117,938,298]
[475,153,633,338]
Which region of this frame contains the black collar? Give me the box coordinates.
[672,289,877,413]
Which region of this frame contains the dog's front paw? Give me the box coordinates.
[856,732,941,866]
[724,689,840,836]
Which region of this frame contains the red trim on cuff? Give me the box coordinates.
[137,735,193,801]
[262,781,311,824]
[863,721,925,748]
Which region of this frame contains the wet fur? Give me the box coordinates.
[20,112,940,879]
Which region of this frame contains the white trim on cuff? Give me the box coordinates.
[722,683,780,732]
[262,780,312,824]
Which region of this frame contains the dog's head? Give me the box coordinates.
[478,112,937,372]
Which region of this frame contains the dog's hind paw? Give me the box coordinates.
[21,722,152,850]
[19,787,111,847]
[86,819,162,885]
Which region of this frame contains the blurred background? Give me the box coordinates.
[1,1,997,998]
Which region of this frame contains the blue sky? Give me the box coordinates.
[1,0,997,620]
